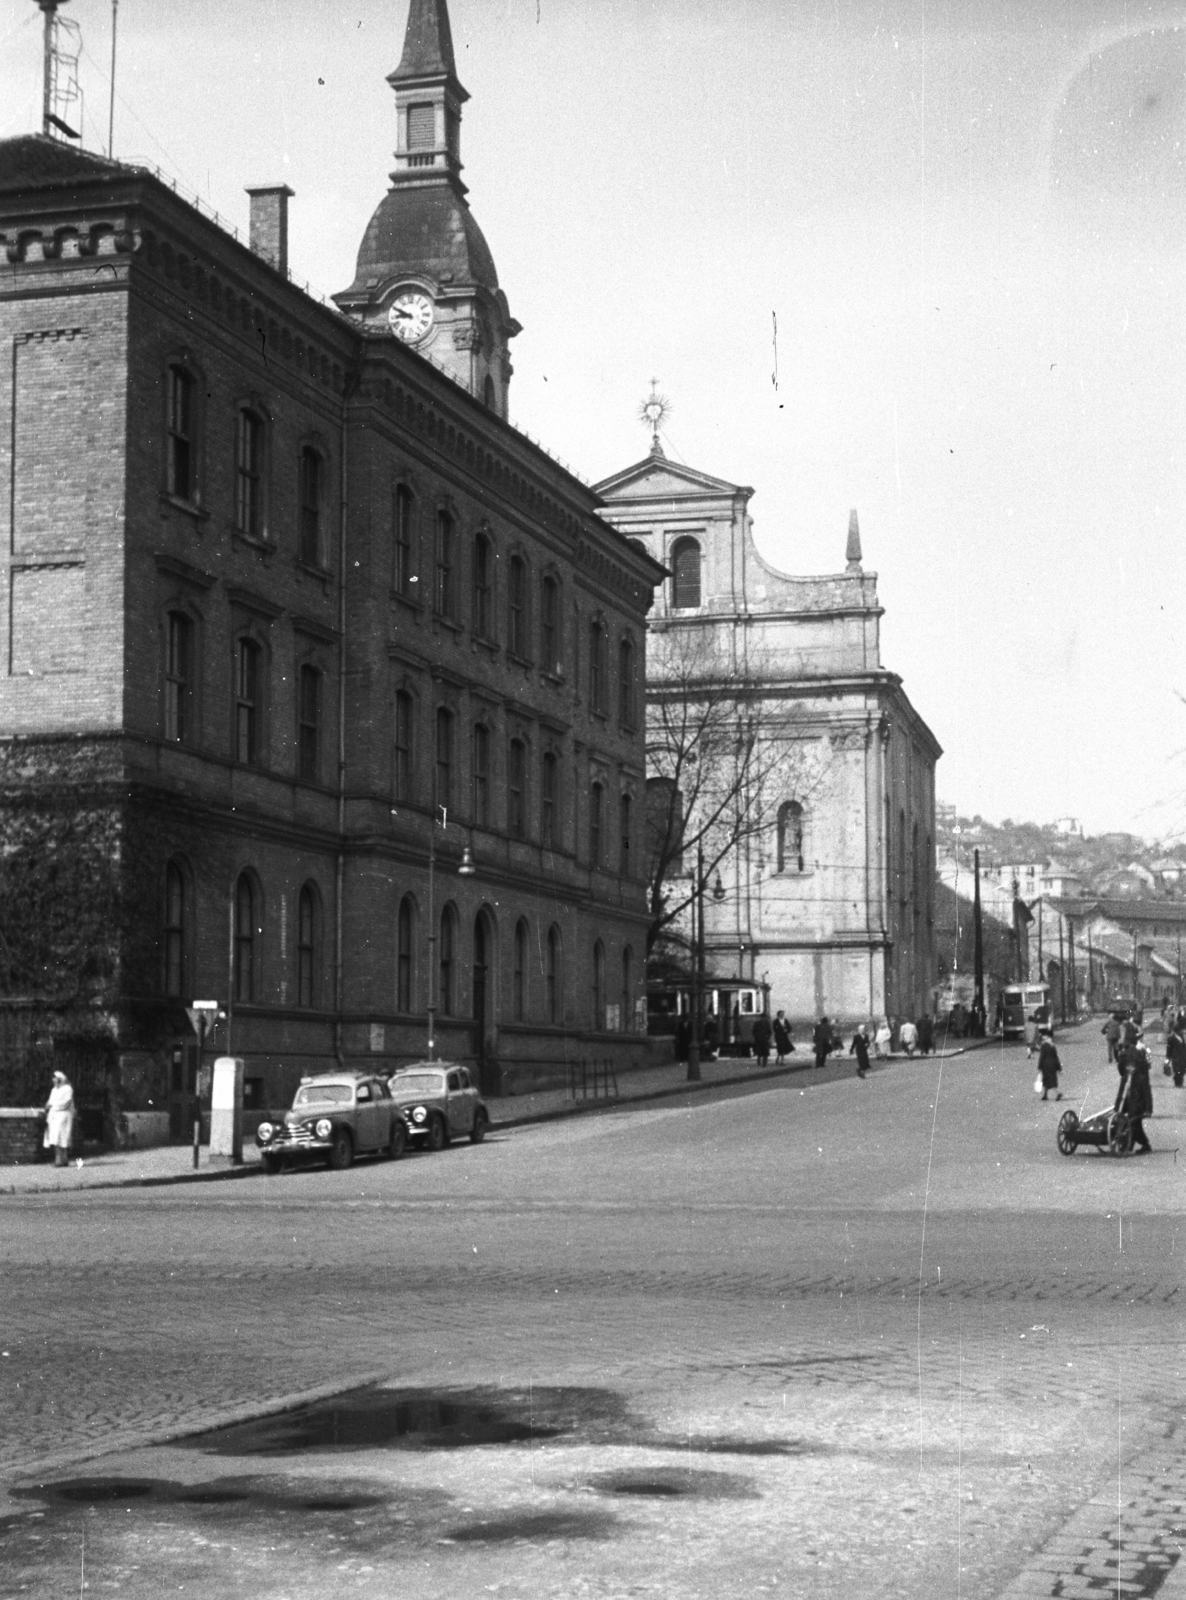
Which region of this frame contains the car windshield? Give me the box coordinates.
[293,1084,353,1106]
[391,1072,444,1093]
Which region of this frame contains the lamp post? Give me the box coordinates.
[686,846,725,1082]
[425,806,474,1062]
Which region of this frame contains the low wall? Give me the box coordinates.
[117,1111,172,1150]
[0,1108,44,1165]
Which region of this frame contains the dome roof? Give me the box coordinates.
[344,183,499,300]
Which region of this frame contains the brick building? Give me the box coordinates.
[0,0,661,1144]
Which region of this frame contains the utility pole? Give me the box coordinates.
[973,849,984,1036]
[1058,916,1066,1024]
[37,1,79,141]
[108,0,118,157]
[687,842,705,1082]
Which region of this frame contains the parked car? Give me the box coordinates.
[256,1073,407,1173]
[386,1062,489,1150]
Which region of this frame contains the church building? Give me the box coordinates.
[596,439,940,1033]
[0,0,662,1145]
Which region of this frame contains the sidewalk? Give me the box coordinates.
[0,1035,988,1197]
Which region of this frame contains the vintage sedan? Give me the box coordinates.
[256,1073,407,1173]
[386,1062,489,1151]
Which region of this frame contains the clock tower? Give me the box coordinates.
[336,0,520,416]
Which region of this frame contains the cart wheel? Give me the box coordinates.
[1107,1112,1133,1156]
[1056,1109,1079,1156]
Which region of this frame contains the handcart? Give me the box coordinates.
[1056,1076,1134,1157]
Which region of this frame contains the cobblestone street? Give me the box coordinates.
[2,1023,1184,1597]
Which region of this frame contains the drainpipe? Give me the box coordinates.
[334,388,349,1068]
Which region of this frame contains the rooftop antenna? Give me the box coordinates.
[37,0,82,142]
[108,0,118,157]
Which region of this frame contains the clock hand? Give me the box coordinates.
[391,307,411,320]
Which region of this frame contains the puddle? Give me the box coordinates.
[443,1508,619,1543]
[8,1475,390,1523]
[590,1466,759,1500]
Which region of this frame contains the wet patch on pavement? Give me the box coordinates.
[589,1465,759,1500]
[6,1473,395,1523]
[441,1507,620,1543]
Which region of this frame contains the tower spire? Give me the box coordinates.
[845,509,863,573]
[394,0,459,81]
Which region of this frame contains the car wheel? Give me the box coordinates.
[328,1128,353,1171]
[262,1153,283,1175]
[387,1120,407,1161]
[469,1108,488,1144]
[426,1114,447,1153]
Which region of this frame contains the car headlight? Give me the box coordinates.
[412,1106,427,1124]
[315,1118,332,1140]
[257,1121,274,1143]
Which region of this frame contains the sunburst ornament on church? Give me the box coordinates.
[638,379,671,455]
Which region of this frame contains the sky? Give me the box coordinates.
[2,0,1185,840]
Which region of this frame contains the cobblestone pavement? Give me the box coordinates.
[1,1022,1184,1598]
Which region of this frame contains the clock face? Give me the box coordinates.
[387,291,434,344]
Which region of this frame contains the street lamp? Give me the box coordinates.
[425,807,473,1061]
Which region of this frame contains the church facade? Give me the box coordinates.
[596,447,940,1032]
[0,0,661,1143]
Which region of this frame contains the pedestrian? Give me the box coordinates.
[899,1018,919,1057]
[812,1015,832,1070]
[950,1000,967,1038]
[772,1010,794,1063]
[43,1070,76,1168]
[850,1024,871,1078]
[751,1011,772,1067]
[703,1013,720,1060]
[1167,1023,1186,1088]
[1037,1036,1062,1101]
[1024,1009,1039,1058]
[1116,1042,1153,1153]
[916,1013,934,1056]
[1102,1014,1121,1064]
[675,1014,691,1064]
[874,1017,892,1058]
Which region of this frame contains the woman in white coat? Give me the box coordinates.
[43,1071,75,1167]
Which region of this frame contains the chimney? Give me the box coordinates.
[845,508,863,573]
[245,185,294,274]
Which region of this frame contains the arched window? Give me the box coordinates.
[589,781,603,867]
[439,905,456,1015]
[393,483,414,595]
[164,611,192,744]
[436,509,455,618]
[297,664,321,783]
[541,750,558,848]
[546,924,561,1024]
[592,940,605,1030]
[777,801,806,873]
[508,555,528,657]
[513,919,528,1021]
[435,707,454,813]
[508,737,526,838]
[234,872,257,1003]
[166,366,195,501]
[472,722,489,825]
[235,638,261,764]
[473,532,492,638]
[588,618,608,713]
[671,537,701,609]
[297,883,318,1008]
[397,895,415,1013]
[164,860,187,998]
[235,407,265,538]
[618,636,636,726]
[298,446,323,566]
[540,575,561,674]
[621,945,634,1032]
[394,690,413,801]
[620,792,633,877]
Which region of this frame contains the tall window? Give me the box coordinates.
[620,792,633,877]
[513,919,528,1021]
[508,555,527,657]
[912,822,920,917]
[298,448,322,565]
[394,484,414,595]
[778,801,805,873]
[235,408,264,538]
[472,722,490,825]
[899,809,907,906]
[164,612,191,743]
[541,751,558,848]
[235,639,260,765]
[164,861,186,998]
[671,537,701,609]
[546,924,560,1024]
[167,367,194,500]
[540,576,560,673]
[297,884,317,1007]
[589,781,603,866]
[592,940,605,1030]
[473,533,493,638]
[885,797,893,911]
[439,906,455,1015]
[435,707,453,813]
[508,738,526,838]
[436,510,455,618]
[621,946,634,1032]
[234,873,256,1003]
[618,637,636,726]
[394,690,413,801]
[397,896,414,1012]
[589,619,608,713]
[298,665,320,783]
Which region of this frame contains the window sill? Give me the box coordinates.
[507,650,534,671]
[159,491,209,524]
[540,669,566,687]
[390,588,424,612]
[472,634,500,658]
[231,529,277,563]
[433,614,463,635]
[295,556,334,591]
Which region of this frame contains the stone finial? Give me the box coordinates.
[845,508,862,573]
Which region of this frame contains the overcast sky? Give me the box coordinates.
[3,0,1185,839]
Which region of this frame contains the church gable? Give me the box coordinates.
[595,456,745,505]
